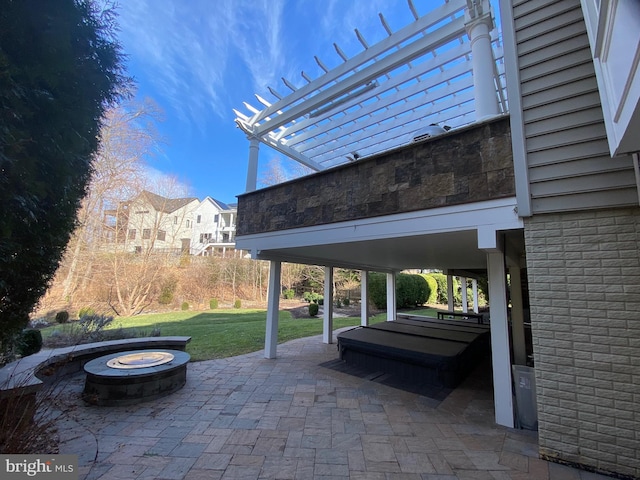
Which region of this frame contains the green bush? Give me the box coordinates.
[209,298,218,309]
[303,291,322,303]
[158,277,177,305]
[181,302,189,311]
[368,272,430,309]
[55,310,70,324]
[17,329,43,357]
[78,307,95,319]
[343,298,350,306]
[335,298,342,308]
[282,289,295,300]
[369,273,387,309]
[233,299,242,309]
[308,303,319,316]
[419,274,439,304]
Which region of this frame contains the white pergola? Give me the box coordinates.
[235,0,507,191]
[234,0,522,429]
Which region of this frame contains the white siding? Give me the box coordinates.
[510,0,637,213]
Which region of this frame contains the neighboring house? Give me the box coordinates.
[191,196,238,256]
[105,191,239,256]
[233,1,639,478]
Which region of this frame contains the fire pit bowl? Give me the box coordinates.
[82,349,190,406]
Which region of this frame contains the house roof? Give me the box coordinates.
[201,196,236,211]
[234,0,507,173]
[139,190,198,214]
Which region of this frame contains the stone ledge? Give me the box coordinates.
[0,336,191,398]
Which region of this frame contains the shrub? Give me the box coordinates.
[234,299,242,309]
[308,303,319,316]
[209,298,218,309]
[369,273,387,309]
[17,329,43,357]
[368,272,430,309]
[420,275,439,304]
[55,310,69,324]
[158,277,177,305]
[78,314,113,341]
[317,297,324,306]
[78,307,95,319]
[343,298,350,306]
[283,289,295,300]
[335,298,342,308]
[181,302,189,311]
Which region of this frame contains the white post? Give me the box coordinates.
[323,267,334,344]
[509,266,527,365]
[245,137,260,192]
[465,0,500,120]
[447,274,455,312]
[461,277,469,313]
[265,260,281,359]
[472,279,479,314]
[360,270,370,326]
[487,251,514,427]
[386,272,397,321]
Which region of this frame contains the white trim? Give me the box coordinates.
[498,0,532,217]
[487,251,514,428]
[386,272,397,321]
[236,198,522,252]
[323,267,334,344]
[265,261,281,359]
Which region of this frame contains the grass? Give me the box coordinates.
[40,306,440,362]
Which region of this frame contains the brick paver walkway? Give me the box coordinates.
[53,333,610,479]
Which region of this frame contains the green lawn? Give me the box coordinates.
[42,307,439,361]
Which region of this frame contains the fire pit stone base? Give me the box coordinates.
[82,349,190,406]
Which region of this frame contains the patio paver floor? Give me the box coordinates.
[51,332,610,480]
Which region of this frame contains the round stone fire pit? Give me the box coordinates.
[82,349,190,406]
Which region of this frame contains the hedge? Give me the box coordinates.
[369,272,430,309]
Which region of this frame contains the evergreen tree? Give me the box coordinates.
[0,0,130,350]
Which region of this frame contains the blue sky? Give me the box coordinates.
[115,1,468,204]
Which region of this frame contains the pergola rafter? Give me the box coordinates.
[235,0,507,181]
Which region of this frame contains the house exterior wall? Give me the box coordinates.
[191,199,237,255]
[523,208,640,478]
[507,0,637,214]
[238,116,514,236]
[123,198,198,253]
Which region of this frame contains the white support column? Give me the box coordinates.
[472,279,479,314]
[386,272,397,321]
[487,251,514,427]
[465,0,500,120]
[323,267,334,344]
[509,266,527,365]
[360,270,370,326]
[245,137,260,193]
[461,277,469,313]
[447,275,455,312]
[265,260,281,359]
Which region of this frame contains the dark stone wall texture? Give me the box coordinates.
[238,116,514,236]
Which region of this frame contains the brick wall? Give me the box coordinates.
[524,208,640,479]
[237,116,514,236]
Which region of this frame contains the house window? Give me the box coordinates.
[197,215,201,223]
[186,220,190,228]
[214,214,219,222]
[142,229,151,239]
[157,230,166,241]
[174,216,178,224]
[128,229,136,239]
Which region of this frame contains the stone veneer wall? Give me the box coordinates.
[524,208,640,479]
[237,117,514,236]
